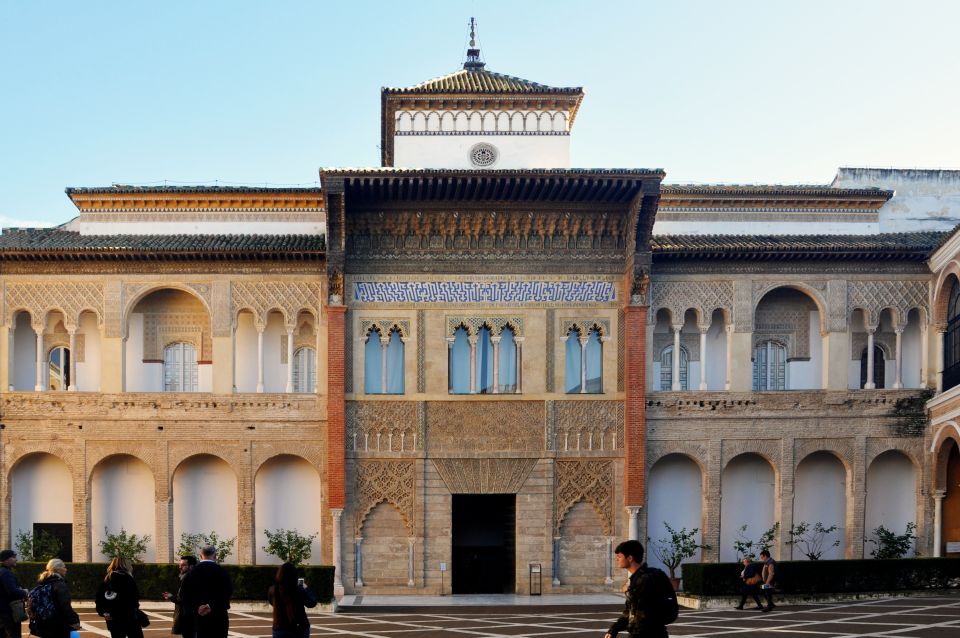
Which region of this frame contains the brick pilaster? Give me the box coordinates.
[327,306,347,509]
[624,305,648,507]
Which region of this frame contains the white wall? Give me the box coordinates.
[10,454,73,541]
[719,454,776,561]
[865,451,917,556]
[76,312,101,391]
[788,311,822,389]
[235,312,258,392]
[705,314,727,390]
[65,219,325,236]
[125,314,161,392]
[653,220,878,236]
[91,456,156,562]
[394,135,570,169]
[13,313,35,391]
[646,455,703,575]
[902,317,922,388]
[262,313,287,393]
[255,456,322,564]
[173,455,239,564]
[793,452,845,560]
[832,168,960,233]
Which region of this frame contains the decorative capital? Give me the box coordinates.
[630,268,650,306]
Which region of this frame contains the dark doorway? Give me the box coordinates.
[452,494,515,594]
[33,523,72,562]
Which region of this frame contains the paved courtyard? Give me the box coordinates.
[64,594,960,638]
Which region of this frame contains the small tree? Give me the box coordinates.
[786,521,840,560]
[14,529,63,562]
[177,532,236,562]
[262,528,318,565]
[866,522,917,559]
[733,523,780,560]
[99,527,150,562]
[651,523,710,580]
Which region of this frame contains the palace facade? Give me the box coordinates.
[2,36,960,596]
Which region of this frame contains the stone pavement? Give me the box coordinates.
[67,594,960,637]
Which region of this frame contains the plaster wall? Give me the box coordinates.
[393,135,570,170]
[10,454,73,540]
[719,454,776,562]
[77,313,101,391]
[91,455,156,562]
[646,454,703,574]
[832,168,960,233]
[254,456,322,564]
[235,312,258,392]
[865,451,917,556]
[262,313,288,394]
[793,452,845,560]
[787,312,822,389]
[172,455,239,564]
[13,314,35,391]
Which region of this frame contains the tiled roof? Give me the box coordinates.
[0,229,325,259]
[65,186,322,195]
[651,232,948,260]
[383,68,582,95]
[661,184,894,199]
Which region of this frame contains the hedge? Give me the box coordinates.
[681,558,960,596]
[11,562,335,603]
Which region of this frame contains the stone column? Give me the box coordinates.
[515,337,524,393]
[491,335,501,394]
[256,324,265,393]
[552,536,561,585]
[605,537,614,584]
[936,327,945,392]
[920,323,930,388]
[67,326,78,391]
[331,508,343,596]
[33,324,44,391]
[354,536,364,586]
[468,334,478,393]
[285,327,296,393]
[1,324,11,392]
[724,323,733,391]
[671,324,682,391]
[864,327,876,389]
[579,333,589,393]
[379,334,390,392]
[626,506,641,541]
[698,324,709,391]
[156,494,173,564]
[848,435,867,558]
[407,537,415,586]
[893,327,904,389]
[934,490,946,557]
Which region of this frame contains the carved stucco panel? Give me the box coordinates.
[354,460,416,536]
[232,281,321,328]
[650,280,733,326]
[426,402,544,453]
[554,459,614,535]
[553,400,623,452]
[433,458,538,494]
[5,282,104,328]
[848,280,929,328]
[346,401,421,452]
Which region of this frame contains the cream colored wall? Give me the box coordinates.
[10,453,73,541]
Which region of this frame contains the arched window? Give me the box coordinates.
[476,326,494,393]
[448,327,471,394]
[585,329,603,393]
[293,347,316,393]
[565,327,603,394]
[860,345,886,389]
[945,279,960,390]
[753,340,786,391]
[498,327,518,393]
[364,328,383,394]
[385,329,404,394]
[47,346,70,391]
[164,342,198,392]
[564,328,583,393]
[660,345,688,391]
[364,327,403,395]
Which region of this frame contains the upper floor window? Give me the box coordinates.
[364,327,404,394]
[449,323,521,394]
[293,346,316,394]
[448,327,471,394]
[498,327,518,393]
[860,345,885,389]
[753,340,786,391]
[659,345,688,391]
[945,279,960,391]
[164,342,198,392]
[47,346,70,391]
[565,327,604,394]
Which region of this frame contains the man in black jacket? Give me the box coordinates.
[605,540,669,638]
[179,547,232,638]
[0,550,27,638]
[162,555,197,636]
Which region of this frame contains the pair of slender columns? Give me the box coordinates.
[670,323,722,391]
[29,326,78,392]
[254,325,296,393]
[862,326,905,389]
[449,334,524,393]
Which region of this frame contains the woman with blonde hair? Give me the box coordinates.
[95,557,144,638]
[28,559,80,638]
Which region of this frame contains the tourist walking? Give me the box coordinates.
[163,555,197,636]
[96,557,144,638]
[267,563,317,638]
[0,550,28,638]
[605,539,678,638]
[27,559,80,638]
[179,546,233,638]
[735,557,765,611]
[759,550,777,611]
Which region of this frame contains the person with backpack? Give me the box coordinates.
[605,540,678,638]
[95,557,144,638]
[0,550,28,638]
[28,559,80,638]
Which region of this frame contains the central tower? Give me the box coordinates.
[380,19,584,169]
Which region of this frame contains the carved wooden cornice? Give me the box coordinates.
[67,189,324,213]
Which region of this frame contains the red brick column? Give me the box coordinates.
[623,305,648,512]
[327,305,346,509]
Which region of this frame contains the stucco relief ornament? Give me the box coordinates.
[630,269,649,305]
[329,269,344,305]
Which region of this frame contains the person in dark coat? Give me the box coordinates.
[30,559,80,638]
[735,557,765,611]
[95,557,143,638]
[605,540,669,638]
[0,550,27,638]
[267,563,317,638]
[163,555,197,636]
[179,546,232,638]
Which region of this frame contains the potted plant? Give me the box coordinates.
[652,522,709,591]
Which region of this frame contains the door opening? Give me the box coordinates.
[451,494,515,594]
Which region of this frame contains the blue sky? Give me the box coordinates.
[1,0,958,226]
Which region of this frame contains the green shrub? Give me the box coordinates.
[262,529,318,565]
[12,562,334,603]
[681,558,960,596]
[99,528,151,562]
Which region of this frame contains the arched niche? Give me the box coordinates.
[255,455,322,564]
[90,454,156,562]
[173,455,239,564]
